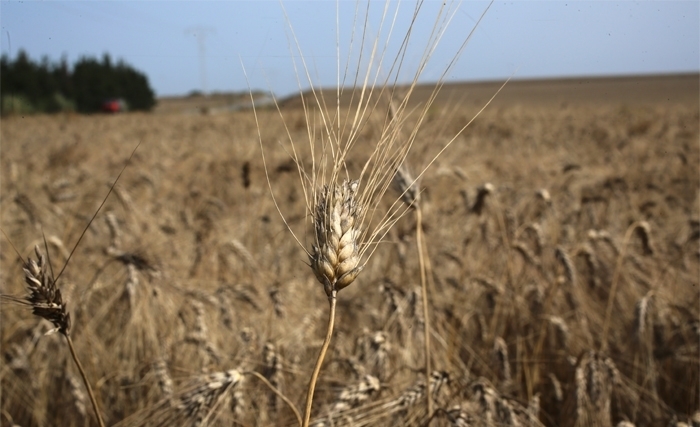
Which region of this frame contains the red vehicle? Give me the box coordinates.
[101,98,127,113]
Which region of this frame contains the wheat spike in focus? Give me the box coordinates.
[310,179,364,297]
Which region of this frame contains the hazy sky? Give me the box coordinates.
[1,1,698,98]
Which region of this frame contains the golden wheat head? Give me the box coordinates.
[23,245,71,335]
[310,179,364,297]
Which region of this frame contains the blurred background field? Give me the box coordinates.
[1,73,698,426]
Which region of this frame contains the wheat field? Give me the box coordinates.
[1,3,699,425]
[2,74,698,426]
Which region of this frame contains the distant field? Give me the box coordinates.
[156,73,699,113]
[2,74,698,426]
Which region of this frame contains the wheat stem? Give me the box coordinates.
[244,371,302,427]
[302,290,337,427]
[65,334,105,427]
[415,205,432,418]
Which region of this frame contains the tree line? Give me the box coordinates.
[1,50,156,114]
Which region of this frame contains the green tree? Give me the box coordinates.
[1,51,155,114]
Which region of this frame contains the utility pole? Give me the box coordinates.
[185,26,216,95]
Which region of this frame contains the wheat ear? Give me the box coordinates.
[22,246,106,427]
[304,179,363,427]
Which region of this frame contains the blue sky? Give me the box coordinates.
[1,1,698,98]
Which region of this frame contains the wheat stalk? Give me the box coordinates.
[15,246,106,427]
[303,179,364,427]
[245,2,503,425]
[392,161,434,417]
